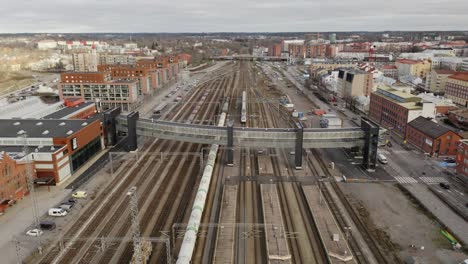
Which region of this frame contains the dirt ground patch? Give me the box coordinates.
[340,182,467,264]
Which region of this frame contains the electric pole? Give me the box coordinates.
[127,186,142,264]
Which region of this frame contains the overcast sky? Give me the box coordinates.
[1,0,467,33]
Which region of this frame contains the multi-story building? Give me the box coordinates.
[462,58,468,71]
[59,79,139,112]
[308,44,327,58]
[177,53,192,66]
[455,140,468,177]
[136,56,180,82]
[405,116,461,156]
[416,93,457,115]
[337,69,373,99]
[288,44,306,58]
[98,64,161,95]
[72,51,98,72]
[281,40,305,53]
[395,59,431,79]
[369,85,436,136]
[309,60,356,71]
[426,69,457,94]
[0,118,104,185]
[448,109,468,130]
[98,53,135,65]
[0,152,29,213]
[268,44,282,57]
[445,73,468,107]
[380,65,398,79]
[61,72,110,83]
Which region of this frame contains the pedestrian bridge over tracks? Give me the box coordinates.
[113,112,379,170]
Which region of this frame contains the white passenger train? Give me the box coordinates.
[240,91,247,124]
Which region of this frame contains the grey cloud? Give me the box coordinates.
[0,0,466,32]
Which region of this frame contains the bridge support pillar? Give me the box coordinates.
[103,107,121,146]
[361,117,379,171]
[126,111,139,151]
[295,123,303,170]
[227,121,234,166]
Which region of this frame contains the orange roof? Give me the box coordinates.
[448,73,468,82]
[381,65,397,69]
[396,59,420,64]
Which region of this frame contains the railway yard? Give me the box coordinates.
[19,61,457,264]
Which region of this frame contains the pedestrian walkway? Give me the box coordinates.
[394,176,418,184]
[419,177,448,184]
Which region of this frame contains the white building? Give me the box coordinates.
[72,51,98,72]
[37,40,57,50]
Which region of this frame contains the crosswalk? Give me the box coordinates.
[419,177,448,184]
[394,177,418,184]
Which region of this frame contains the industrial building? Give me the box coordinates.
[0,118,104,185]
[369,85,435,136]
[405,116,461,156]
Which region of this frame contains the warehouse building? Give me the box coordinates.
[405,116,461,156]
[0,118,104,185]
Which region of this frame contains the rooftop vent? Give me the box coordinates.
[59,122,66,126]
[13,122,21,126]
[42,130,49,135]
[36,122,43,126]
[17,130,25,135]
[66,130,73,135]
[81,122,88,126]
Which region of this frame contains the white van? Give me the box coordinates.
[48,208,68,217]
[378,154,388,164]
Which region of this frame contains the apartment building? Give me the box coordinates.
[426,69,457,94]
[98,53,135,65]
[396,59,431,79]
[268,44,282,57]
[59,79,139,112]
[98,64,161,95]
[337,69,373,99]
[369,85,435,136]
[445,73,468,107]
[406,117,461,156]
[381,65,398,79]
[72,51,98,72]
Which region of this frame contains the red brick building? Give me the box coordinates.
[288,44,306,58]
[268,44,282,57]
[447,109,468,130]
[0,152,29,213]
[177,53,192,65]
[0,119,104,185]
[97,64,160,95]
[61,72,110,83]
[406,116,461,156]
[456,140,468,176]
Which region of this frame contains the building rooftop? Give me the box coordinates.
[0,119,97,138]
[381,65,397,69]
[374,85,425,109]
[396,59,420,64]
[448,73,468,82]
[43,102,96,119]
[434,69,457,75]
[0,146,64,156]
[449,108,468,119]
[408,116,454,138]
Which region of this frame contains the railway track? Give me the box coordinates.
[28,64,237,264]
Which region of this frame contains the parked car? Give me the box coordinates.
[378,154,388,164]
[439,182,450,189]
[67,198,76,204]
[39,221,56,231]
[443,157,456,163]
[48,208,67,217]
[26,229,43,237]
[60,203,74,211]
[72,191,88,199]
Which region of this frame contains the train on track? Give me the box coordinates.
[240,91,247,124]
